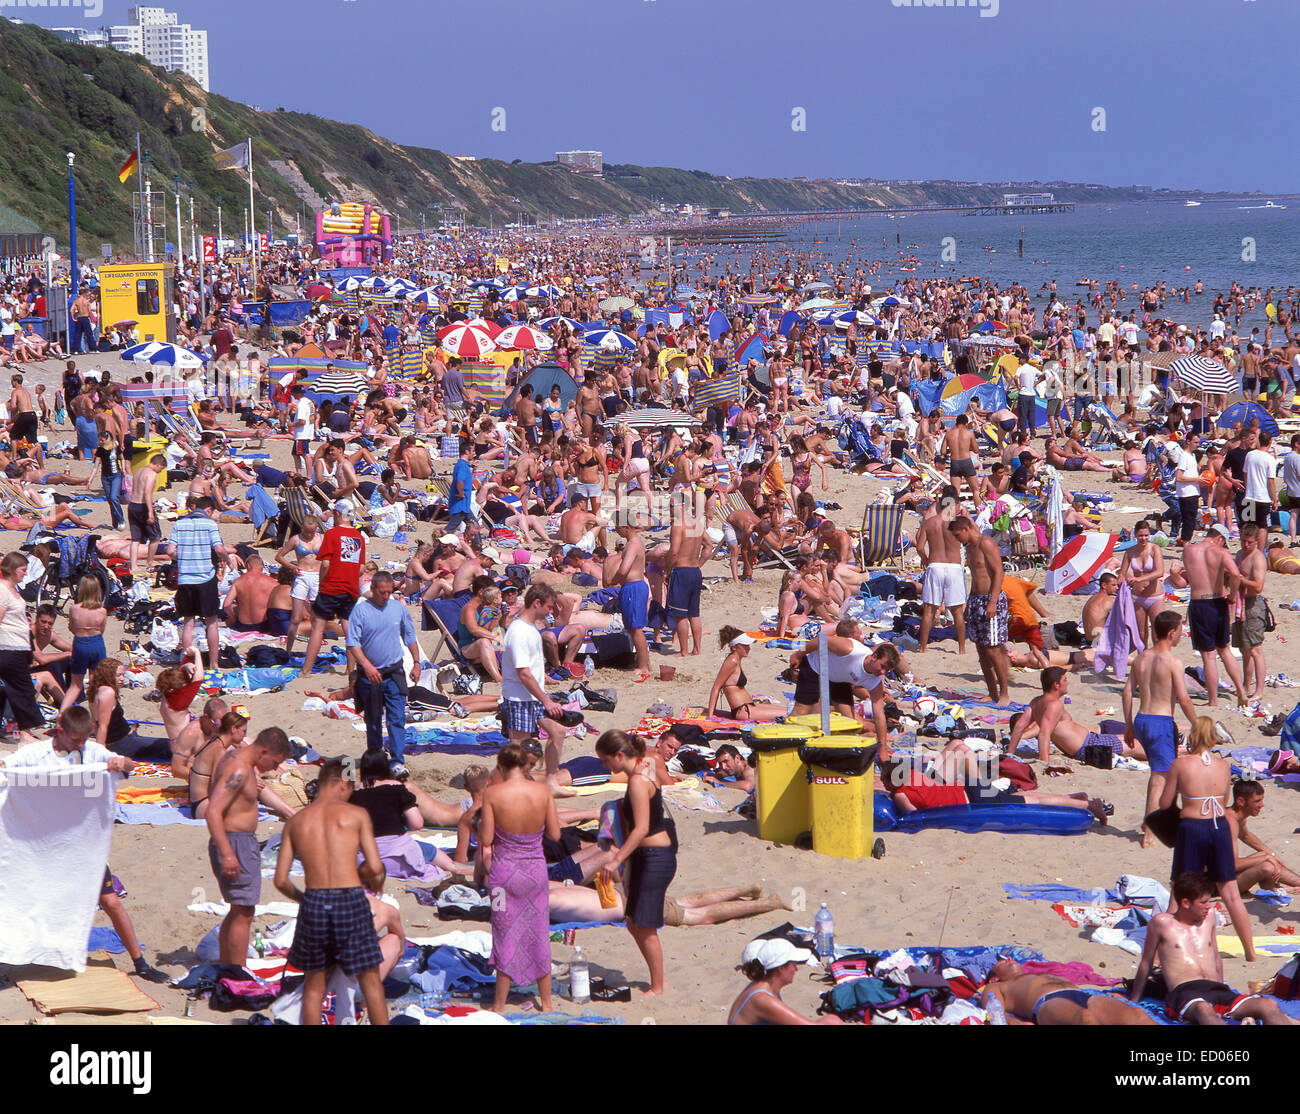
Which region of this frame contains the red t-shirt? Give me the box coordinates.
[896,773,967,811]
[164,677,204,712]
[318,526,365,596]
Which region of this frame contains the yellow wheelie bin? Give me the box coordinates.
[799,736,880,860]
[746,723,814,845]
[787,712,861,737]
[131,435,169,489]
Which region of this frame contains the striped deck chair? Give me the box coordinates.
[339,291,361,312]
[420,326,439,349]
[857,504,907,569]
[0,477,49,515]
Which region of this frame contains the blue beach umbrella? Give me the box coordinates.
[120,341,207,368]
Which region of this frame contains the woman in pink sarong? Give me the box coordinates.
[480,743,561,1013]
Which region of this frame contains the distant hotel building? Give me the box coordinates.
[557,150,602,177]
[49,27,111,47]
[109,7,209,92]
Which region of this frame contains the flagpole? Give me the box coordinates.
[247,136,257,291]
[135,132,143,259]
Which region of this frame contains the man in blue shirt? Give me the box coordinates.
[448,440,476,533]
[346,572,420,775]
[167,495,242,668]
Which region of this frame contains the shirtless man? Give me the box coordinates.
[723,502,760,582]
[7,373,41,463]
[983,959,1155,1025]
[512,385,540,446]
[575,374,603,438]
[1123,610,1200,848]
[205,726,292,964]
[223,556,278,633]
[1227,781,1300,894]
[393,437,432,481]
[313,440,360,504]
[948,516,1008,703]
[665,494,711,656]
[1081,571,1118,643]
[559,504,605,553]
[1183,524,1247,707]
[941,415,982,507]
[917,494,967,654]
[1131,872,1291,1024]
[127,454,164,571]
[274,757,389,1025]
[610,515,653,681]
[1234,523,1269,703]
[170,695,228,780]
[1009,667,1145,763]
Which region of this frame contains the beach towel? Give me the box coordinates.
[116,783,189,806]
[1003,882,1120,904]
[16,964,161,1015]
[1093,581,1144,680]
[114,802,206,826]
[0,763,118,972]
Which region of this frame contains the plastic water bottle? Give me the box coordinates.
[583,655,595,680]
[814,904,835,961]
[253,930,266,959]
[986,994,1008,1025]
[570,946,591,1004]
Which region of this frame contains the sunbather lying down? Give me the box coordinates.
[983,960,1156,1025]
[548,880,792,927]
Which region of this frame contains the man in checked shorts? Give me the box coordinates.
[275,757,389,1025]
[948,516,1010,705]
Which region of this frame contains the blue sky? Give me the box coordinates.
[29,0,1300,191]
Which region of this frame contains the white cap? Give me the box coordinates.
[729,632,756,649]
[481,546,503,563]
[1208,523,1230,541]
[741,938,816,971]
[705,526,724,544]
[438,533,459,544]
[333,501,354,519]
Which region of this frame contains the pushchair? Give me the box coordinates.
[35,534,126,613]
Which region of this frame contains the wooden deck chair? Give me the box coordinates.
[421,592,473,667]
[0,477,50,515]
[858,503,907,569]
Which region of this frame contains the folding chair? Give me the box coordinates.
[420,592,473,667]
[857,504,907,570]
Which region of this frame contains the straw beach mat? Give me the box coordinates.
[17,963,161,1015]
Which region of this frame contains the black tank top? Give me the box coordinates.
[106,699,131,745]
[620,778,678,852]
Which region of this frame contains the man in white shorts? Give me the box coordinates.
[916,494,968,654]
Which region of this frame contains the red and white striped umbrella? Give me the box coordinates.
[496,324,553,351]
[462,317,503,339]
[1046,532,1116,594]
[437,323,497,357]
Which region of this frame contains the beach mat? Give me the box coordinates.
[17,965,161,1015]
[1217,934,1300,958]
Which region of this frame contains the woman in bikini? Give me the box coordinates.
[60,576,109,715]
[275,514,324,656]
[1110,440,1148,484]
[728,939,842,1025]
[1119,519,1165,644]
[707,627,784,722]
[187,709,251,820]
[1159,716,1257,962]
[788,435,826,499]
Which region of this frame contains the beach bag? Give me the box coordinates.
[819,978,910,1019]
[1143,805,1181,848]
[1270,954,1300,999]
[248,645,291,668]
[574,683,616,713]
[150,618,179,653]
[209,971,281,1013]
[1080,743,1115,770]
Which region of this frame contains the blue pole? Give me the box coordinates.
[67,153,78,302]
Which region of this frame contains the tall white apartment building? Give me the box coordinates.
[109,7,209,92]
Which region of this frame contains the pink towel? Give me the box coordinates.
[1022,960,1122,987]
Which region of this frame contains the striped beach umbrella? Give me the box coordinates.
[586,328,636,353]
[1046,532,1117,595]
[1170,355,1238,394]
[496,324,553,351]
[120,342,207,368]
[437,323,497,358]
[312,370,370,396]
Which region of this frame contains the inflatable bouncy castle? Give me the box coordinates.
[315,201,392,265]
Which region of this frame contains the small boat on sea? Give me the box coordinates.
[1184,200,1202,207]
[1237,200,1286,210]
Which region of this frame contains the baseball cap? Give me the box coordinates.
[741,938,816,971]
[438,533,459,544]
[333,501,354,519]
[1208,523,1230,541]
[729,632,757,649]
[481,546,503,563]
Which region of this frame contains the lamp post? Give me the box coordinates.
[67,152,78,301]
[188,183,197,264]
[174,176,183,265]
[215,193,223,258]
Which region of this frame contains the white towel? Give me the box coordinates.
[0,764,118,972]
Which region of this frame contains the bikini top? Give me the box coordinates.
[295,537,321,559]
[1184,752,1227,823]
[729,986,776,1026]
[1130,549,1156,576]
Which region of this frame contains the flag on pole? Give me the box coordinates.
[214,141,251,171]
[117,151,138,183]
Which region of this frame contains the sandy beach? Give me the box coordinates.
[1,350,1294,1027]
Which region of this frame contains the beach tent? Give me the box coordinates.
[499,362,578,417]
[733,332,768,367]
[702,309,731,342]
[644,306,689,330]
[775,310,803,338]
